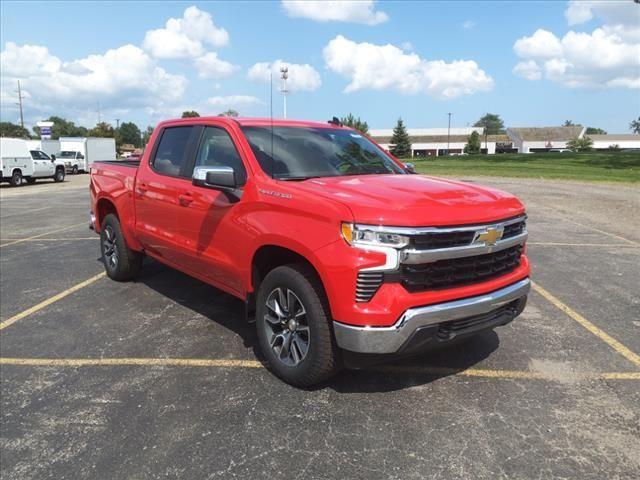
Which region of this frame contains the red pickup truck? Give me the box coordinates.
[90,117,530,386]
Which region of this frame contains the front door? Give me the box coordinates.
[29,151,54,177]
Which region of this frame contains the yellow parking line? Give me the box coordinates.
[0,357,262,368]
[0,272,106,331]
[0,222,87,248]
[0,237,98,242]
[532,281,640,367]
[0,357,637,381]
[528,242,639,248]
[563,218,639,246]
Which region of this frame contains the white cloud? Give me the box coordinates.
[513,60,542,80]
[194,52,238,79]
[143,6,229,59]
[206,95,263,112]
[1,43,187,121]
[323,35,494,99]
[514,29,563,59]
[462,20,476,29]
[513,2,640,90]
[281,0,388,25]
[247,60,322,92]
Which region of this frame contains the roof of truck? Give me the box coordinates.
[159,117,347,129]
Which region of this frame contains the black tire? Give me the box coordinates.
[53,168,65,183]
[10,170,22,187]
[256,264,340,387]
[26,177,36,184]
[72,165,79,175]
[100,213,143,281]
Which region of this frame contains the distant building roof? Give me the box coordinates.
[588,134,640,141]
[507,126,585,141]
[370,127,483,137]
[371,133,510,144]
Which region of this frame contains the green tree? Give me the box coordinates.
[464,131,481,154]
[473,113,505,135]
[182,110,200,118]
[89,122,116,138]
[585,127,607,135]
[630,116,640,134]
[390,118,412,158]
[218,109,239,117]
[566,136,593,152]
[142,125,155,146]
[0,122,30,138]
[118,122,142,147]
[32,116,88,139]
[563,120,579,127]
[341,113,369,134]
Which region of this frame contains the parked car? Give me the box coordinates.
[90,117,530,386]
[1,138,66,186]
[58,137,116,173]
[548,148,572,153]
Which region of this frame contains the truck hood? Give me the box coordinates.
[289,174,525,226]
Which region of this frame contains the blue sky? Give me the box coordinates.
[1,1,639,132]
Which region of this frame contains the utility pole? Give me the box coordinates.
[16,81,25,129]
[447,112,452,156]
[280,66,289,119]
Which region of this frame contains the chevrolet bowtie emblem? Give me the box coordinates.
[475,227,504,245]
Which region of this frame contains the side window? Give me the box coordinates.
[152,126,193,177]
[195,127,247,185]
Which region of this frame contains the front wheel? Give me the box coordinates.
[100,213,143,281]
[72,165,79,175]
[53,168,65,182]
[256,264,340,387]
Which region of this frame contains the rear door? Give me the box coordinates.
[134,125,201,265]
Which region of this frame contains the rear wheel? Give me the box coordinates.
[100,213,143,281]
[72,165,79,175]
[53,168,65,182]
[256,264,340,387]
[10,170,22,187]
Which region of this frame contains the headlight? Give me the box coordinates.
[341,223,409,248]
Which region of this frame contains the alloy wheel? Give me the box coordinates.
[263,287,310,366]
[102,225,118,269]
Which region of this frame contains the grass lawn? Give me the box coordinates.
[408,152,640,183]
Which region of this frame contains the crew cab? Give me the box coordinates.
[1,138,66,186]
[90,117,530,386]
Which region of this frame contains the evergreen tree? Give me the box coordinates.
[473,113,505,135]
[118,122,142,147]
[464,131,481,154]
[182,110,200,118]
[341,113,369,134]
[585,127,607,135]
[390,118,412,158]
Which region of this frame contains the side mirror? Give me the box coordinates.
[51,154,56,161]
[192,166,237,191]
[404,162,417,174]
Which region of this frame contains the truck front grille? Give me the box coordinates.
[398,245,523,293]
[356,271,384,303]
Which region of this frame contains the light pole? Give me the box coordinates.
[280,66,289,119]
[447,112,452,155]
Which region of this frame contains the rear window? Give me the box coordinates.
[152,126,193,177]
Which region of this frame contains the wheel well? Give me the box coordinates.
[55,165,65,172]
[12,168,22,175]
[96,198,117,228]
[250,245,327,314]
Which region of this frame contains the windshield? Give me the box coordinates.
[241,126,405,180]
[59,151,76,158]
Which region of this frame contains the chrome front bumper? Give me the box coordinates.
[333,278,531,354]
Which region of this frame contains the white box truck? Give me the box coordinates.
[58,137,116,173]
[1,138,66,186]
[26,139,61,158]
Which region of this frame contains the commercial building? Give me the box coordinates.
[371,125,640,155]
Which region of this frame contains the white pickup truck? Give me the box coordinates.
[58,137,116,174]
[1,138,66,186]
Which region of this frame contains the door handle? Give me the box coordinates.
[178,192,194,206]
[137,183,149,192]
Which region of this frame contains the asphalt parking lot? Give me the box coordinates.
[1,174,639,479]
